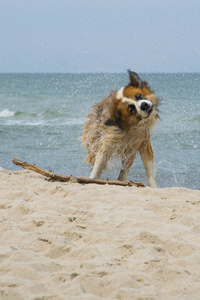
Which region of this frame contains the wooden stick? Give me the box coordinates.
[12,158,145,188]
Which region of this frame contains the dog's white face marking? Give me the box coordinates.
[122,97,135,104]
[122,97,153,118]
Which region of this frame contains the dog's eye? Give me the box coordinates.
[135,94,143,100]
[128,104,136,114]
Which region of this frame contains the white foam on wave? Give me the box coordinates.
[2,119,47,126]
[64,118,86,126]
[0,109,16,118]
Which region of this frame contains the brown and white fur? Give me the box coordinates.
[81,70,159,187]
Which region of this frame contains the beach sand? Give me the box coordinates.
[0,167,200,300]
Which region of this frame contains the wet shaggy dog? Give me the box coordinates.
[81,70,159,187]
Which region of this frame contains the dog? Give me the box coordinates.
[81,70,159,187]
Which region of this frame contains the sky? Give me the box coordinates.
[0,0,200,73]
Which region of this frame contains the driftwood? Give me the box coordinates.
[12,158,145,188]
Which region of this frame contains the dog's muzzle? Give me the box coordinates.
[138,100,153,117]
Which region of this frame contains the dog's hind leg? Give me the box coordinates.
[89,153,108,179]
[118,154,136,181]
[139,142,157,188]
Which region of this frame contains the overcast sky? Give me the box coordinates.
[0,0,200,73]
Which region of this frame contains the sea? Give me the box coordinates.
[0,73,199,189]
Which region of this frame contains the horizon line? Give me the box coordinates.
[0,71,200,75]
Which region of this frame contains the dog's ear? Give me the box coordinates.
[128,69,145,88]
[104,119,117,126]
[104,109,121,128]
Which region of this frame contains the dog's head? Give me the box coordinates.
[105,70,159,130]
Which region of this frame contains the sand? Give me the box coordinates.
[0,167,200,300]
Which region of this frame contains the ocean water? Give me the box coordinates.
[0,73,199,189]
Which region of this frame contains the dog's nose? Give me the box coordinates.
[140,101,152,112]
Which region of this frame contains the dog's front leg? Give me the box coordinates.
[89,153,108,179]
[118,154,136,181]
[139,142,157,188]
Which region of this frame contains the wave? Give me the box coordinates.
[0,109,16,118]
[0,118,85,127]
[0,109,69,119]
[0,108,85,126]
